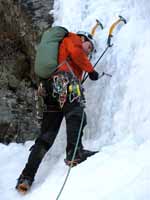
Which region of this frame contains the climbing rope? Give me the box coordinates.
[56,110,85,200]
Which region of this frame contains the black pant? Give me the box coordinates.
[21,75,86,180]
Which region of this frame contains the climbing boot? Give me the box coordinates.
[65,149,99,167]
[16,174,33,194]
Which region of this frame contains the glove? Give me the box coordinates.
[88,70,99,81]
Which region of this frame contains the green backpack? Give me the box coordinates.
[34,26,69,79]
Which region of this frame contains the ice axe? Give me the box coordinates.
[95,16,127,66]
[91,19,104,36]
[107,15,127,47]
[82,15,127,84]
[82,19,104,82]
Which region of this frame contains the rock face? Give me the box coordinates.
[0,0,54,144]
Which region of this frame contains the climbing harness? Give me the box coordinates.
[51,59,84,108]
[52,72,83,108]
[82,15,127,84]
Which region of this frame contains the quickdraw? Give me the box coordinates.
[68,81,81,103]
[35,83,46,120]
[52,74,69,108]
[52,73,82,107]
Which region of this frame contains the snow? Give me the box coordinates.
[1,0,150,199]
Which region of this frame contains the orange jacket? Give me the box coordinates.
[58,32,94,80]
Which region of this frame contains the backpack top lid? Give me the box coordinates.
[41,26,68,42]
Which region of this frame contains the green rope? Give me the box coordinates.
[56,110,85,200]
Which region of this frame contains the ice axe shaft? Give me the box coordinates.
[93,46,109,68]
